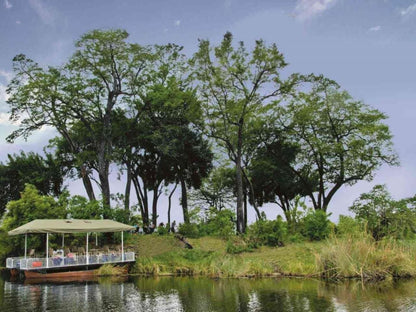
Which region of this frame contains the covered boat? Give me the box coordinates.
[6,219,135,279]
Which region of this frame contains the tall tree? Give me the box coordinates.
[277,78,399,211]
[191,32,299,233]
[6,29,153,207]
[189,166,235,211]
[0,151,65,217]
[249,138,316,223]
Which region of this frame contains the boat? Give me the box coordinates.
[6,219,135,279]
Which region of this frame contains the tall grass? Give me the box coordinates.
[315,233,416,280]
[96,264,128,276]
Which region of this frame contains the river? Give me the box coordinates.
[1,275,416,311]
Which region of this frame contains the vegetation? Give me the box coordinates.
[96,264,128,276]
[0,29,412,282]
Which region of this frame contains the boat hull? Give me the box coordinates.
[20,263,130,279]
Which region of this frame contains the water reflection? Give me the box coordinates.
[1,275,416,311]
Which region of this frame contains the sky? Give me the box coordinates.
[0,0,415,223]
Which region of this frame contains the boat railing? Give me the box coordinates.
[6,251,135,270]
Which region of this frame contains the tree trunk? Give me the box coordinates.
[180,177,190,224]
[132,176,149,228]
[152,188,159,226]
[243,191,248,229]
[235,124,245,234]
[80,165,96,201]
[98,168,111,209]
[124,163,132,211]
[168,183,178,231]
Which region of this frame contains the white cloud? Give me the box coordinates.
[174,20,181,27]
[0,70,13,83]
[368,25,381,32]
[0,112,10,124]
[0,70,12,111]
[0,84,9,105]
[400,3,416,17]
[28,0,56,25]
[4,0,12,9]
[293,0,338,21]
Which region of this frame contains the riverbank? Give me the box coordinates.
[127,234,416,281]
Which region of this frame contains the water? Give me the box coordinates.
[1,275,416,312]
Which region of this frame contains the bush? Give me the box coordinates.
[157,225,169,235]
[203,208,235,239]
[226,236,252,254]
[178,223,200,238]
[303,210,331,241]
[336,215,361,237]
[247,216,287,247]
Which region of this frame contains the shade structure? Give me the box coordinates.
[8,219,135,236]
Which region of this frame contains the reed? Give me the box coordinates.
[96,264,127,276]
[315,233,416,280]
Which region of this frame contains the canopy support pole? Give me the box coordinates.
[62,234,64,248]
[95,233,98,247]
[46,233,49,268]
[121,231,124,262]
[86,233,89,265]
[24,234,27,259]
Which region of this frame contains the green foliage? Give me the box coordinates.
[303,210,331,241]
[336,215,362,237]
[350,185,416,240]
[157,225,169,235]
[178,223,200,238]
[189,166,235,211]
[1,184,67,259]
[3,184,66,232]
[0,151,65,218]
[226,237,252,254]
[200,208,235,239]
[191,32,300,233]
[276,77,398,211]
[247,216,287,247]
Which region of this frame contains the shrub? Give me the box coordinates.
[157,225,169,235]
[178,223,200,238]
[204,208,235,239]
[336,215,361,237]
[226,236,252,254]
[303,210,331,241]
[247,216,287,247]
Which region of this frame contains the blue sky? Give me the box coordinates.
[0,0,415,222]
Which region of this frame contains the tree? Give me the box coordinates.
[0,151,65,218]
[189,166,235,212]
[191,32,300,233]
[277,78,399,212]
[6,29,153,207]
[249,137,316,223]
[350,185,416,240]
[2,184,67,255]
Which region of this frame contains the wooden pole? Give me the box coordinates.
[46,233,49,268]
[121,231,124,262]
[86,233,89,265]
[24,234,27,259]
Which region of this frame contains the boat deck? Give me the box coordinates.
[6,251,135,271]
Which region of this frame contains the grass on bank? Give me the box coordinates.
[127,234,416,281]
